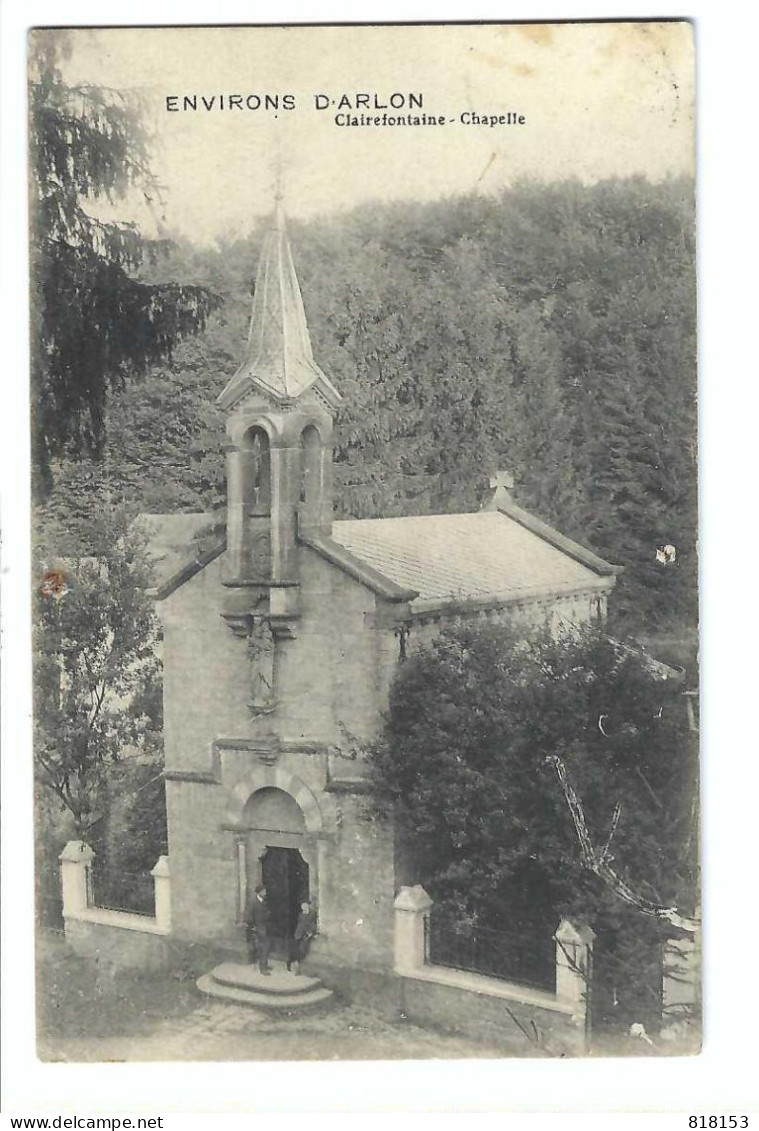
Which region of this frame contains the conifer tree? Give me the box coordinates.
[28,32,220,497]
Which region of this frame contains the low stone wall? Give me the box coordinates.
[306,956,584,1054]
[392,886,593,1055]
[64,909,172,971]
[59,842,174,972]
[398,965,585,1056]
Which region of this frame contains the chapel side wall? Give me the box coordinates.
[399,588,606,660]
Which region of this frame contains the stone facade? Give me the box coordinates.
[158,540,401,970]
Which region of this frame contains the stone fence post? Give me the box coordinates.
[150,855,171,932]
[394,885,433,973]
[554,918,595,1015]
[59,841,94,915]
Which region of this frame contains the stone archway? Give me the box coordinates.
[232,783,319,955]
[225,766,324,834]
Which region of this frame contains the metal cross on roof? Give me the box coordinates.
[489,470,515,491]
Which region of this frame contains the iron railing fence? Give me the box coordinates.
[89,858,155,917]
[425,911,556,994]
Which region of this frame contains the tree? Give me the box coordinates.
[369,621,698,1026]
[33,509,161,838]
[28,32,221,497]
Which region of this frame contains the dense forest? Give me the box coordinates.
[37,175,697,645]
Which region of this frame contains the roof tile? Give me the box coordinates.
[331,512,602,603]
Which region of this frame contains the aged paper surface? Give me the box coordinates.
[27,19,699,1075]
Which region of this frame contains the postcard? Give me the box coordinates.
[27,20,698,1067]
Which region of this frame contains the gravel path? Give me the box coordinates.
[37,935,503,1063]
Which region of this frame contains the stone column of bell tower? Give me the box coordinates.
[215,195,341,644]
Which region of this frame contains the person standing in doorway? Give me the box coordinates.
[245,884,272,975]
[287,899,318,974]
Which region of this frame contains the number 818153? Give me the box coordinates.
[689,1118,748,1127]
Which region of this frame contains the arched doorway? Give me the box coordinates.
[242,786,314,958]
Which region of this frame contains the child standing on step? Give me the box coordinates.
[287,899,318,974]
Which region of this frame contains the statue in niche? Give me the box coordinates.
[247,615,276,717]
[248,527,271,579]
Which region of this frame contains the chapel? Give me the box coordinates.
[142,199,619,998]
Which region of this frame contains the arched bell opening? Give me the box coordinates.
[226,424,272,580]
[240,425,271,516]
[299,424,321,506]
[296,421,332,536]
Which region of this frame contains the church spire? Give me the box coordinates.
[218,197,341,412]
[219,193,338,600]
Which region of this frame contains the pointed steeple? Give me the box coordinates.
[218,197,341,412]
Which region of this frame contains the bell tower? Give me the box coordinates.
[218,196,341,638]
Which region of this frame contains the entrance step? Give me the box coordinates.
[196,961,333,1012]
[211,963,323,995]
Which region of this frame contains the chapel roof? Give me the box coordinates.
[217,199,341,412]
[323,506,616,610]
[140,499,618,608]
[136,512,224,597]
